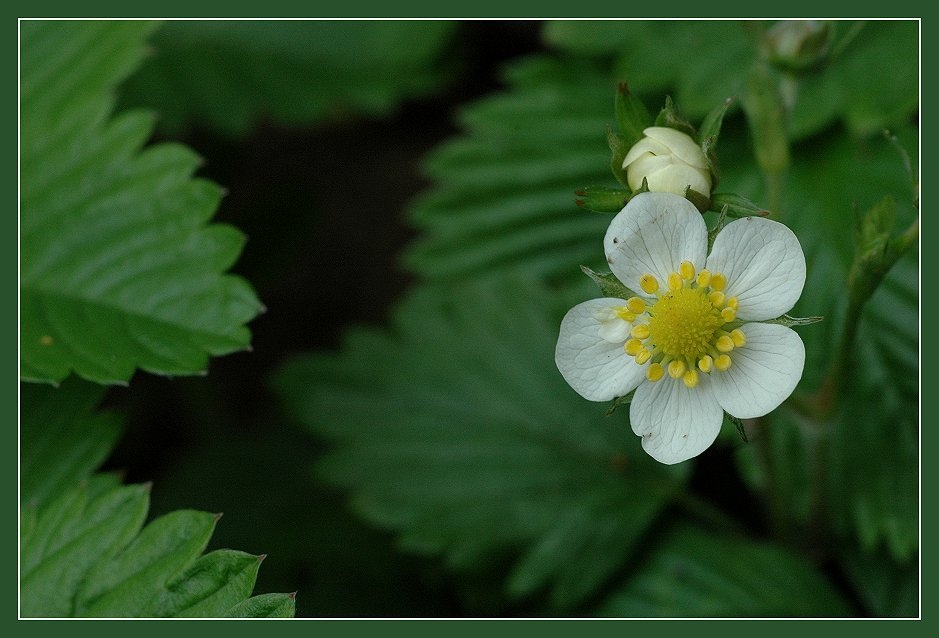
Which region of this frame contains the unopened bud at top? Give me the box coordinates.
[622,127,712,199]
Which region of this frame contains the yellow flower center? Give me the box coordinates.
[625,261,746,389]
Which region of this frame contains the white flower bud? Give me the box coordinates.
[622,127,712,198]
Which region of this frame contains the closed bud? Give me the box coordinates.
[622,127,712,199]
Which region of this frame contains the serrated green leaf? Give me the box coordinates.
[405,56,615,282]
[598,522,854,617]
[225,593,297,618]
[613,81,652,146]
[20,20,262,385]
[156,550,262,618]
[580,266,637,299]
[274,275,688,610]
[76,509,219,616]
[21,483,151,617]
[119,21,457,137]
[20,379,122,508]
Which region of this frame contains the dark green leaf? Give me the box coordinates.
[839,546,918,617]
[156,550,262,618]
[20,378,121,508]
[653,96,696,137]
[709,192,771,218]
[20,20,262,385]
[225,593,297,618]
[274,276,688,610]
[119,21,457,137]
[598,522,854,617]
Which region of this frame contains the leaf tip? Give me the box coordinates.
[289,591,298,600]
[214,512,224,522]
[257,553,267,563]
[142,481,154,493]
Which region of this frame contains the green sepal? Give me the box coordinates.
[763,314,825,327]
[725,413,749,443]
[606,391,635,417]
[580,266,637,300]
[614,81,652,147]
[607,127,631,188]
[574,186,630,213]
[709,192,771,218]
[653,96,696,138]
[697,96,736,188]
[685,187,711,214]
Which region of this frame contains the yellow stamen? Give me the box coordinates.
[668,360,686,379]
[615,307,637,322]
[696,269,711,287]
[640,274,659,294]
[682,369,699,388]
[709,291,725,307]
[624,339,642,356]
[698,355,713,373]
[710,272,727,291]
[626,296,646,315]
[679,261,696,281]
[667,272,683,291]
[646,363,665,382]
[730,329,747,347]
[726,297,739,311]
[716,335,735,352]
[721,307,737,322]
[635,349,652,365]
[714,354,732,371]
[631,324,650,340]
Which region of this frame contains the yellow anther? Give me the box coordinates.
[710,272,727,291]
[640,274,659,294]
[696,269,712,287]
[615,307,636,322]
[667,272,683,291]
[716,335,735,352]
[726,296,739,311]
[626,296,646,315]
[682,369,699,388]
[731,328,747,347]
[709,291,725,307]
[714,354,732,371]
[698,355,713,373]
[635,349,652,365]
[624,339,642,356]
[631,324,650,340]
[646,363,665,382]
[668,360,686,379]
[679,261,696,281]
[721,307,737,322]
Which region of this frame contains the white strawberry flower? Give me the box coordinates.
[555,192,806,464]
[622,126,712,198]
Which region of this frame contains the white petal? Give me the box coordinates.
[598,317,632,343]
[705,216,806,321]
[710,323,806,419]
[604,192,708,296]
[630,376,724,465]
[643,126,709,169]
[555,298,646,402]
[622,137,670,167]
[626,154,672,191]
[646,164,712,198]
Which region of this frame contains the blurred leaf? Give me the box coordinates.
[839,546,918,617]
[20,379,121,508]
[274,275,689,610]
[788,20,918,139]
[119,20,457,137]
[21,481,293,617]
[405,56,615,281]
[598,522,854,617]
[736,128,918,562]
[21,20,262,385]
